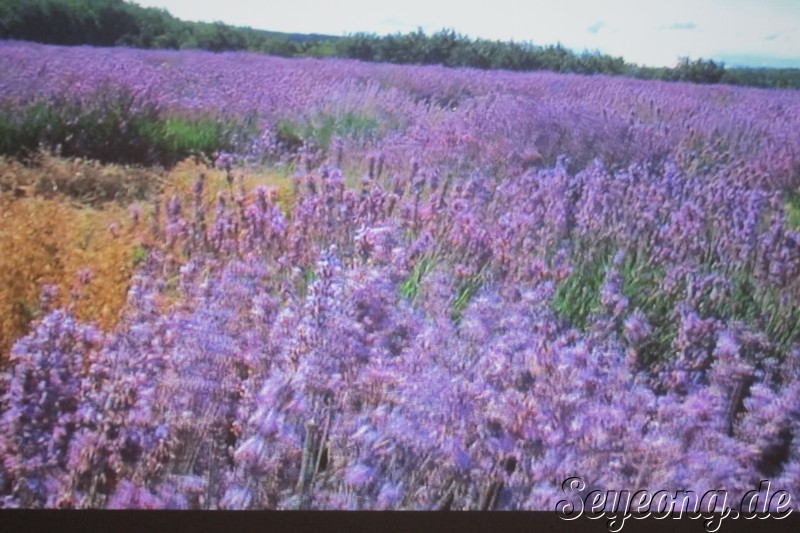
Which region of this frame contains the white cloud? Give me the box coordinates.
[662,22,697,30]
[587,21,605,35]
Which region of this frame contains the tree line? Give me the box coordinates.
[0,0,333,52]
[1,0,798,90]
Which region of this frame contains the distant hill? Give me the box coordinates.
[1,0,798,89]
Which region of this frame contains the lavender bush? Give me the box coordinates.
[2,41,800,509]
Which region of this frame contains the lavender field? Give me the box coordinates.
[1,41,800,511]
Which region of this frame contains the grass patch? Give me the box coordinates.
[0,88,253,167]
[159,117,236,160]
[552,245,680,366]
[399,255,437,304]
[785,190,800,230]
[275,111,383,153]
[553,241,800,368]
[551,248,610,329]
[131,244,149,267]
[715,271,800,354]
[298,266,317,301]
[617,252,681,367]
[451,264,489,323]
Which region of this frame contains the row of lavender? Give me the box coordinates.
[2,41,799,186]
[2,41,800,509]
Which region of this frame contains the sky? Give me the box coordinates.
[131,0,800,68]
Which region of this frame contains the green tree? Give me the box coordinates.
[673,57,726,84]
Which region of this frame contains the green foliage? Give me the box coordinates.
[673,57,727,84]
[711,271,800,354]
[160,116,239,159]
[191,21,247,52]
[552,245,681,366]
[451,264,489,323]
[0,89,249,167]
[617,252,680,367]
[335,30,629,75]
[629,58,727,85]
[274,119,304,152]
[554,241,800,368]
[1,0,148,46]
[0,101,66,156]
[551,249,609,329]
[722,67,800,90]
[399,255,437,303]
[296,266,316,301]
[303,42,338,58]
[276,112,382,152]
[785,190,800,230]
[0,0,330,53]
[131,244,148,266]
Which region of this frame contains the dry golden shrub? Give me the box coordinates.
[0,194,148,360]
[0,153,165,206]
[0,157,295,363]
[163,159,295,213]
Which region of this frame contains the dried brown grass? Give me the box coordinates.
[0,156,295,362]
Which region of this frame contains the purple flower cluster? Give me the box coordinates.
[2,41,800,509]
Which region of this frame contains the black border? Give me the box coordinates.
[0,511,796,533]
